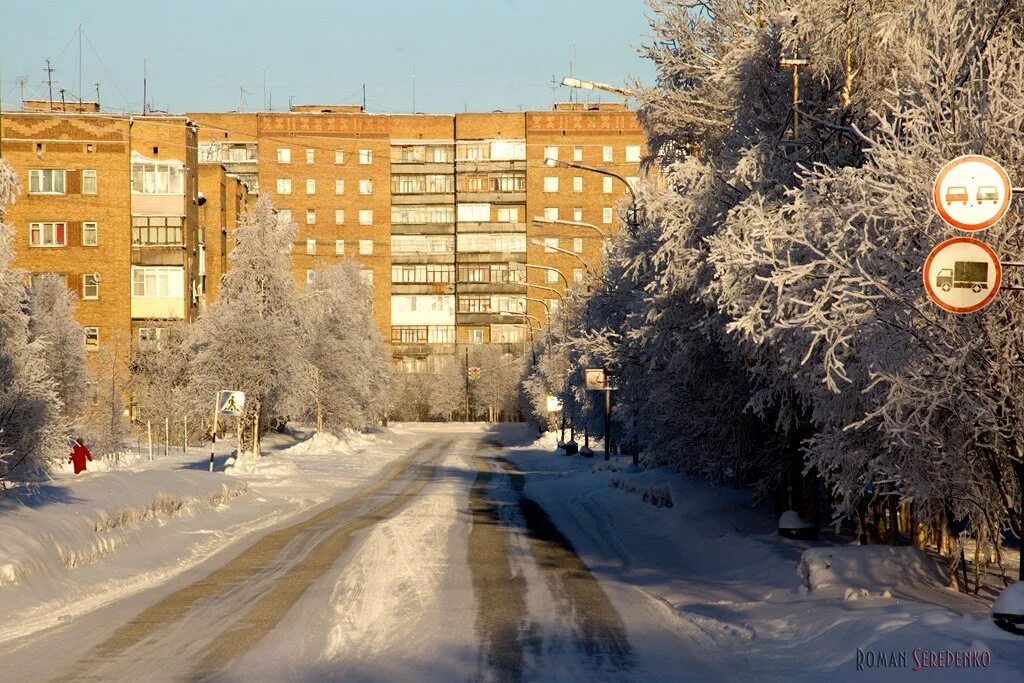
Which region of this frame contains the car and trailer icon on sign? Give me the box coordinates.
[935,261,989,293]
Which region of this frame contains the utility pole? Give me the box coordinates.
[464,348,470,422]
[95,82,100,108]
[18,78,27,107]
[59,88,66,111]
[45,59,55,110]
[780,51,808,139]
[78,22,83,111]
[362,82,366,111]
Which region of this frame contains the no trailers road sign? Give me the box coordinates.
[933,155,1012,232]
[923,237,1002,314]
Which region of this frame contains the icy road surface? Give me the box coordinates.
[3,423,1023,681]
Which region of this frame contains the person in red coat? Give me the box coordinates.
[69,437,92,474]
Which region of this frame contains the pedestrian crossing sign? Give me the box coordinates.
[217,390,245,416]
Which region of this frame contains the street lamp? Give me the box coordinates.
[543,157,638,234]
[516,261,569,287]
[529,238,592,269]
[531,216,608,238]
[560,76,635,100]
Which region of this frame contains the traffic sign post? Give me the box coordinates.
[933,155,1012,232]
[468,366,482,382]
[584,368,618,461]
[923,237,1002,313]
[210,390,245,472]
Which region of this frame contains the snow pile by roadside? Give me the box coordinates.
[799,546,943,602]
[52,449,152,474]
[281,428,380,457]
[0,470,247,589]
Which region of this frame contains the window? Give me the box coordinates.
[82,222,98,246]
[572,208,583,222]
[492,324,526,344]
[84,327,99,351]
[335,149,344,164]
[306,269,316,284]
[29,222,67,247]
[391,235,454,254]
[457,203,490,222]
[276,178,292,194]
[469,329,485,344]
[306,239,316,255]
[139,327,166,344]
[306,148,315,164]
[573,268,584,284]
[544,145,558,161]
[497,207,519,223]
[603,177,614,194]
[625,145,641,162]
[545,269,560,283]
[278,209,292,223]
[306,210,316,225]
[359,209,373,225]
[81,273,100,300]
[603,146,613,162]
[82,169,97,194]
[573,176,583,192]
[456,233,527,253]
[131,164,183,194]
[306,179,316,195]
[391,205,454,225]
[543,207,558,221]
[359,179,373,195]
[360,270,374,285]
[335,209,345,225]
[603,207,613,224]
[489,140,525,160]
[573,238,583,253]
[547,299,561,317]
[131,266,184,298]
[335,179,345,195]
[544,237,558,253]
[29,169,66,194]
[573,146,583,162]
[543,176,559,192]
[335,240,345,255]
[358,148,373,164]
[277,148,291,163]
[359,239,374,255]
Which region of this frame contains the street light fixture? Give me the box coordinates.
[560,76,636,100]
[542,157,638,231]
[529,238,591,270]
[514,261,569,287]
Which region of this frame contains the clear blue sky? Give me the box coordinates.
[1,0,654,114]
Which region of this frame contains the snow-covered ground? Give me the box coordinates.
[0,424,421,646]
[4,422,1023,681]
[499,428,1024,681]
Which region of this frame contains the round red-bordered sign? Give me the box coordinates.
[932,155,1012,231]
[923,236,1002,313]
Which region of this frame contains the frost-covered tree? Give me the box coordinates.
[302,263,391,431]
[187,197,309,456]
[130,325,200,446]
[27,275,89,428]
[84,330,131,456]
[0,160,65,484]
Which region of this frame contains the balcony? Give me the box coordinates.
[456,282,526,295]
[391,193,454,206]
[391,283,456,295]
[457,312,515,325]
[390,162,454,174]
[457,221,526,234]
[456,159,526,173]
[456,250,527,264]
[456,191,526,204]
[390,252,454,264]
[131,296,185,320]
[391,342,457,356]
[390,223,456,236]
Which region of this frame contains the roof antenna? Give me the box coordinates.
[45,58,55,110]
[95,82,101,109]
[142,54,148,114]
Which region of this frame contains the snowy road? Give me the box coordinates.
[7,423,1021,682]
[4,426,645,682]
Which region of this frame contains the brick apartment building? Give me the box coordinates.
[189,102,645,374]
[0,101,644,378]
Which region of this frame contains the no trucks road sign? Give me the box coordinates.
[923,237,1002,314]
[933,155,1012,232]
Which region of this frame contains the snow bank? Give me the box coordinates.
[993,583,1024,614]
[799,546,944,601]
[280,429,378,457]
[609,476,674,508]
[0,473,247,588]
